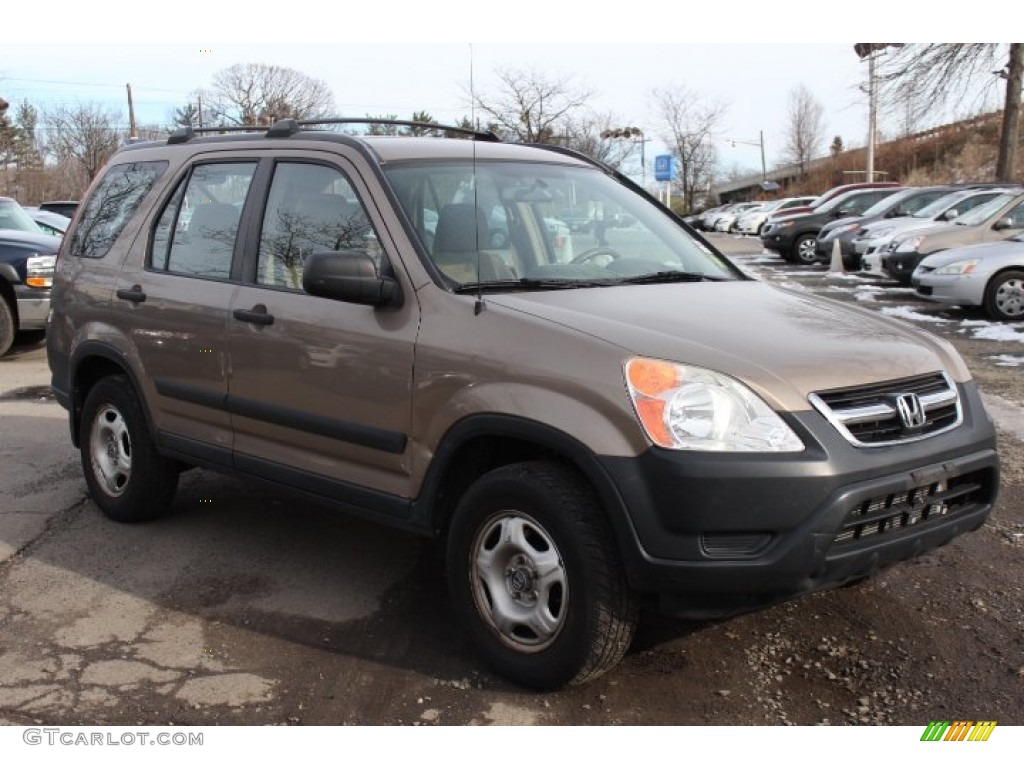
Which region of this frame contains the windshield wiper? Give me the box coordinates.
[614,270,715,285]
[452,278,613,294]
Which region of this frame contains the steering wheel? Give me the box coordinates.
[571,247,624,265]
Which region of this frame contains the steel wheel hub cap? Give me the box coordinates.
[89,405,132,497]
[470,512,567,652]
[996,279,1024,316]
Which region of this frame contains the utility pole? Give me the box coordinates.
[866,50,877,183]
[727,133,767,182]
[197,94,204,129]
[126,83,138,140]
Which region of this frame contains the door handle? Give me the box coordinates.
[232,304,274,326]
[116,285,146,303]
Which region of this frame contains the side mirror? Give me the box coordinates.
[834,209,850,218]
[303,251,402,308]
[993,217,1016,231]
[942,209,958,220]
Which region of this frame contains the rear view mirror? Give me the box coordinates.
[993,217,1016,231]
[942,209,958,220]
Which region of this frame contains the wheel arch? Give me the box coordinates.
[68,342,153,448]
[414,414,643,574]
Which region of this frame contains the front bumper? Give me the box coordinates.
[14,286,51,331]
[883,250,928,284]
[912,271,986,308]
[598,381,999,617]
[760,229,795,254]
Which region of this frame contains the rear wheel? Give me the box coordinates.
[80,375,180,522]
[985,269,1024,321]
[447,461,638,689]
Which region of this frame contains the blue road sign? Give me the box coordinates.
[654,154,676,181]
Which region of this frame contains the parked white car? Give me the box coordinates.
[712,202,766,233]
[736,197,816,235]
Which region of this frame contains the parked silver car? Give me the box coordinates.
[913,235,1024,321]
[854,188,1008,265]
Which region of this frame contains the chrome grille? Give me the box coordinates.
[809,372,962,447]
[833,470,987,546]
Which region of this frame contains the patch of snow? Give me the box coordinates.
[969,324,1024,343]
[990,354,1024,367]
[879,306,952,324]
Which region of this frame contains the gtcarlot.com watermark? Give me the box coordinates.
[23,728,203,747]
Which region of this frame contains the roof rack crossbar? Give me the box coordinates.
[164,117,500,144]
[294,117,500,141]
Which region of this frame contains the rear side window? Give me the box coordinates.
[69,161,168,259]
[150,162,257,279]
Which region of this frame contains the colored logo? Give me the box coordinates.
[920,721,997,742]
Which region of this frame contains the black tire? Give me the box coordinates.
[791,234,818,265]
[80,375,180,522]
[446,461,638,689]
[984,269,1024,322]
[0,297,15,358]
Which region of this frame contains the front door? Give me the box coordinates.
[227,156,418,504]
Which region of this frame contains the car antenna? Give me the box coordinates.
[470,42,485,316]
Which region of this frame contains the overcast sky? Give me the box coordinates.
[3,5,1012,181]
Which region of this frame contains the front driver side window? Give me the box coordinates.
[257,163,381,290]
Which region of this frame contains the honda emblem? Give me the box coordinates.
[896,393,926,429]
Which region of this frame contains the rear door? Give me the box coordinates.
[115,157,259,461]
[226,152,419,504]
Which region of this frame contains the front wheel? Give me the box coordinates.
[446,461,638,689]
[80,375,180,522]
[0,298,15,358]
[791,234,818,265]
[985,269,1024,321]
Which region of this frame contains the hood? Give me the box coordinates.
[920,237,1024,268]
[0,229,63,251]
[819,215,868,238]
[861,216,936,238]
[896,221,985,252]
[488,281,969,413]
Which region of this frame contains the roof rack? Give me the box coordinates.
[166,117,500,145]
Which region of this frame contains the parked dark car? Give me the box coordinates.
[762,181,902,225]
[761,187,904,264]
[0,229,60,356]
[39,200,79,219]
[815,186,953,268]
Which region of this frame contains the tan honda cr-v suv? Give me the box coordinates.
[48,118,1000,689]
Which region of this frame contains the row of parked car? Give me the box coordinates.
[692,182,1024,322]
[0,197,77,356]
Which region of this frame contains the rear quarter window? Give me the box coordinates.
[69,160,168,259]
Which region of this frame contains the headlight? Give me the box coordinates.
[26,255,57,288]
[872,227,893,239]
[896,235,925,253]
[778,221,796,229]
[835,223,860,234]
[935,259,980,275]
[624,358,805,452]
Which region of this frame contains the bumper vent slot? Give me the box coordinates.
[833,470,988,546]
[809,372,962,447]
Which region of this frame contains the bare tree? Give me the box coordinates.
[651,85,727,213]
[782,84,826,176]
[43,101,122,184]
[204,63,335,126]
[559,112,642,171]
[878,43,1023,180]
[470,66,593,143]
[829,135,845,158]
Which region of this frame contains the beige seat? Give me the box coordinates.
[432,204,514,284]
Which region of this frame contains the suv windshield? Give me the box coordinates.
[0,200,43,234]
[383,161,738,289]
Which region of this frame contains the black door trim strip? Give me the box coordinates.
[154,378,407,454]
